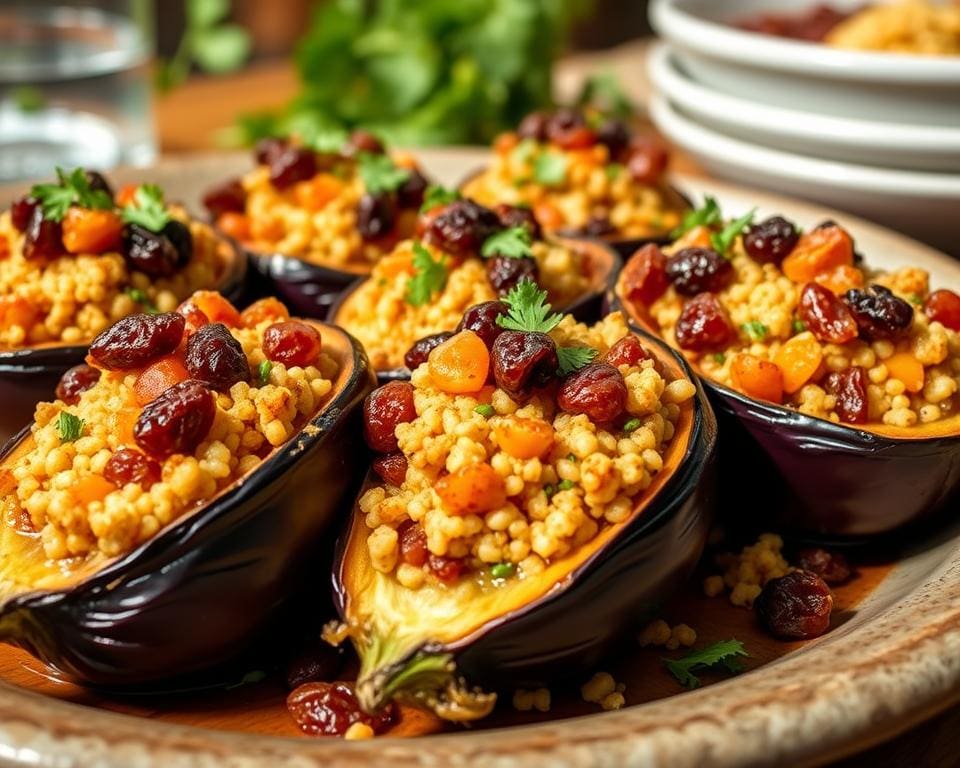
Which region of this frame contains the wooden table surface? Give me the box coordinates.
[150,47,958,768]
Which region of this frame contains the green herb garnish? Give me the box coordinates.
[225,669,268,691]
[30,167,113,222]
[533,151,568,187]
[557,346,597,376]
[474,403,495,418]
[126,288,159,315]
[257,360,273,386]
[663,639,748,689]
[544,484,556,498]
[357,151,410,195]
[420,184,460,213]
[121,184,172,233]
[622,417,641,432]
[57,411,85,443]
[557,479,575,492]
[710,208,757,256]
[302,125,349,153]
[405,242,447,307]
[510,139,538,167]
[909,294,924,306]
[496,279,562,333]
[567,453,577,462]
[741,321,769,342]
[576,71,634,119]
[712,353,727,365]
[792,319,807,334]
[604,163,623,181]
[481,226,533,260]
[670,196,722,240]
[490,562,515,580]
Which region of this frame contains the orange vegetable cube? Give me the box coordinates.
[240,297,289,328]
[62,207,124,254]
[134,355,189,406]
[377,252,415,278]
[436,464,507,516]
[428,330,490,394]
[773,332,823,394]
[814,264,864,296]
[731,354,784,404]
[533,202,565,230]
[188,291,242,327]
[0,295,38,331]
[782,225,854,284]
[493,417,555,459]
[74,475,117,505]
[216,212,251,242]
[884,352,924,393]
[115,183,139,207]
[293,174,343,212]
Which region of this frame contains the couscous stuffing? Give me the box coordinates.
[705,533,792,608]
[827,0,960,55]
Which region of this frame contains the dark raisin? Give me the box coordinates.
[625,137,669,186]
[404,331,453,371]
[134,379,215,458]
[22,206,65,260]
[84,170,114,199]
[824,366,869,424]
[596,119,631,160]
[557,363,627,423]
[604,336,651,368]
[285,639,346,691]
[396,169,428,209]
[262,321,322,367]
[56,364,101,405]
[103,447,161,489]
[494,204,542,240]
[428,554,464,584]
[425,199,503,256]
[287,681,397,737]
[924,289,960,332]
[399,520,428,567]
[492,331,558,401]
[516,111,550,142]
[622,243,669,305]
[356,193,396,241]
[203,178,247,218]
[10,196,39,232]
[486,255,539,296]
[579,215,616,237]
[795,548,853,585]
[254,137,288,165]
[743,216,799,264]
[755,570,833,640]
[666,247,734,296]
[363,381,417,453]
[344,130,385,156]
[545,108,596,149]
[89,312,185,370]
[675,293,735,351]
[123,224,180,278]
[456,301,508,350]
[843,284,913,341]
[268,146,318,190]
[185,323,249,390]
[373,452,408,487]
[162,219,193,267]
[798,282,858,344]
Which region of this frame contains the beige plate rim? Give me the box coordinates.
[1,151,959,768]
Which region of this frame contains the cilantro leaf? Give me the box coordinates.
[710,208,757,256]
[126,288,159,314]
[481,227,533,260]
[57,411,85,443]
[30,167,113,222]
[741,321,768,342]
[670,195,723,240]
[604,163,623,181]
[405,242,447,307]
[533,151,568,187]
[496,279,562,333]
[257,360,273,386]
[557,346,597,376]
[357,152,410,195]
[121,184,172,233]
[420,184,460,213]
[663,639,749,689]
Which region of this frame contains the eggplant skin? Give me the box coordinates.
[0,329,374,687]
[246,248,364,319]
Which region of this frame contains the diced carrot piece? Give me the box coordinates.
[533,201,565,230]
[0,235,9,259]
[74,475,117,505]
[731,354,783,404]
[62,207,124,254]
[217,212,251,242]
[0,296,38,331]
[133,355,189,406]
[188,291,241,327]
[240,297,289,328]
[782,225,854,284]
[249,216,284,242]
[112,408,138,446]
[428,330,490,395]
[378,252,415,278]
[773,332,823,394]
[293,174,343,212]
[116,183,139,207]
[493,416,555,459]
[474,385,496,405]
[494,132,519,154]
[885,352,924,393]
[814,264,864,296]
[436,464,507,516]
[676,225,713,250]
[391,151,418,170]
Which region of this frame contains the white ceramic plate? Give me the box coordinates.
[649,0,960,127]
[649,93,960,254]
[647,43,960,173]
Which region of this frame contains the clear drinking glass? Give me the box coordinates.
[0,0,156,182]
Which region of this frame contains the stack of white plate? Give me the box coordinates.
[648,0,960,253]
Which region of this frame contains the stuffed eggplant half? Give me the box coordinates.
[334,281,716,721]
[611,198,960,537]
[0,169,247,445]
[329,197,621,381]
[0,292,373,685]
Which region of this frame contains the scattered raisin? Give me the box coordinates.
[798,282,858,344]
[666,247,734,296]
[742,216,799,264]
[203,178,247,218]
[55,364,100,405]
[89,312,185,370]
[185,323,249,390]
[373,452,408,487]
[285,640,346,691]
[604,335,651,368]
[428,554,465,584]
[596,119,631,160]
[675,293,734,351]
[404,331,453,371]
[356,193,396,241]
[755,570,833,640]
[843,284,913,341]
[22,206,65,260]
[578,215,616,237]
[262,321,322,367]
[923,289,960,332]
[10,196,38,232]
[625,137,669,186]
[268,146,318,190]
[796,548,853,585]
[123,224,181,278]
[363,381,417,453]
[516,111,550,142]
[492,331,558,401]
[486,255,539,296]
[254,137,288,165]
[396,169,428,209]
[824,366,869,424]
[545,108,596,149]
[84,170,114,199]
[494,204,542,240]
[398,520,429,567]
[162,219,193,267]
[424,199,503,256]
[134,379,215,458]
[622,243,669,305]
[456,301,508,350]
[557,363,627,423]
[103,447,161,489]
[344,130,385,156]
[287,682,397,737]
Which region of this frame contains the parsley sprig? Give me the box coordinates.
[57,411,85,443]
[405,242,447,307]
[121,184,172,233]
[126,288,159,315]
[741,321,769,342]
[481,226,533,260]
[663,639,749,689]
[670,196,722,240]
[30,167,113,222]
[357,152,410,195]
[710,208,756,256]
[420,184,460,213]
[557,346,597,376]
[533,151,568,187]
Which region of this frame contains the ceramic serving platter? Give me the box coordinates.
[0,151,959,768]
